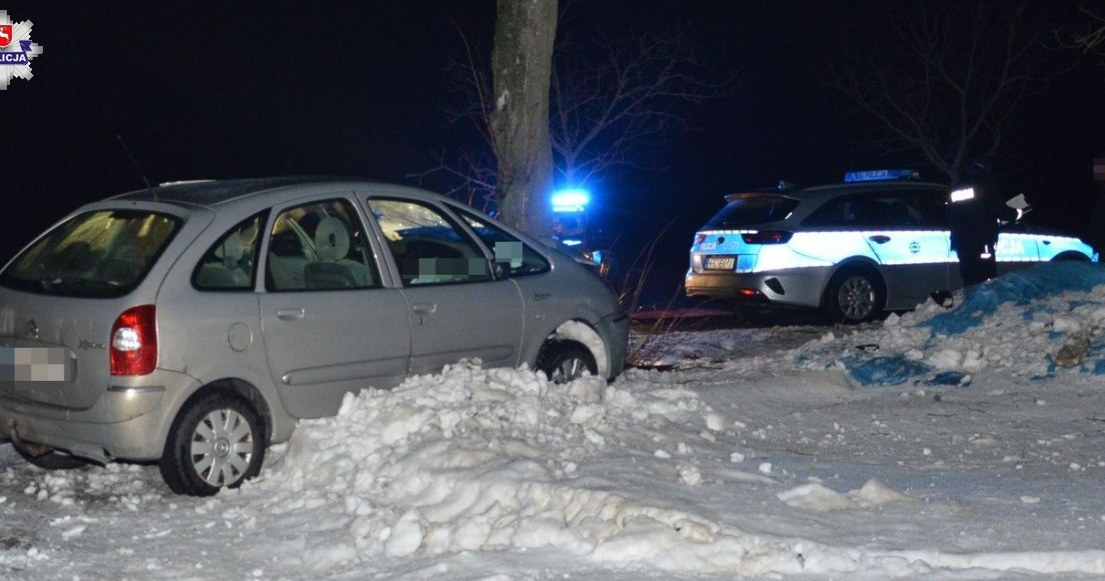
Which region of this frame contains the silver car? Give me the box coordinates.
[686,171,1098,323]
[0,177,628,495]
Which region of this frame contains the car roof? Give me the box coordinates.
[723,180,947,204]
[109,176,443,208]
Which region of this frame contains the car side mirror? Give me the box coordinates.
[492,260,512,279]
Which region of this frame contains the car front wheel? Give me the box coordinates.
[159,393,265,496]
[537,341,598,384]
[823,267,885,324]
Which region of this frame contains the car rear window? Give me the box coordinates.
[704,195,799,229]
[1,209,181,298]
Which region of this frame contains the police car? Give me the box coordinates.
[685,169,1098,323]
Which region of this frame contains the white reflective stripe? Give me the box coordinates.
[950,188,975,203]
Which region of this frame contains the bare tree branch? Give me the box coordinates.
[427,10,736,219]
[827,0,1063,182]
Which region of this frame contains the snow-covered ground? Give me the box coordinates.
[4,262,1105,580]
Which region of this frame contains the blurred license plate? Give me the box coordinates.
[0,347,70,383]
[705,256,735,270]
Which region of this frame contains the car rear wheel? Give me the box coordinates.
[823,267,885,324]
[159,393,265,496]
[537,341,598,384]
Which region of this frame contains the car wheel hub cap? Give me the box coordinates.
[840,277,874,319]
[190,408,253,487]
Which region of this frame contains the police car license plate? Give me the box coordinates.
[705,256,735,270]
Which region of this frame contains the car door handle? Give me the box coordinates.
[411,303,437,315]
[1041,240,1051,245]
[276,307,305,321]
[868,235,891,244]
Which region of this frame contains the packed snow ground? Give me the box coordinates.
[4,263,1105,580]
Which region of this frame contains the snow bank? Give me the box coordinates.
[238,362,784,574]
[797,263,1105,385]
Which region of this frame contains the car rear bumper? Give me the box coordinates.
[685,268,830,308]
[0,369,200,463]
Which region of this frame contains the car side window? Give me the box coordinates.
[265,199,380,292]
[804,195,872,228]
[804,192,937,229]
[906,191,951,228]
[367,198,491,286]
[453,207,550,276]
[193,212,265,291]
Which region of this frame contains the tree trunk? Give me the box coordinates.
[490,0,558,238]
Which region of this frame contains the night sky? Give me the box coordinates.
[3,2,1103,292]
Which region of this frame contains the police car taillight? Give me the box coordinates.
[110,305,157,376]
[694,233,707,245]
[741,230,792,244]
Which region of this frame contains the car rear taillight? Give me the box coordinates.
[693,233,707,246]
[741,230,792,244]
[110,305,157,376]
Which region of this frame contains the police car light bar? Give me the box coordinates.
[843,169,919,183]
[551,189,590,214]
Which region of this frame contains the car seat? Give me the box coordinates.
[304,217,372,289]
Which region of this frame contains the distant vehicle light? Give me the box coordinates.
[551,189,590,214]
[843,169,919,183]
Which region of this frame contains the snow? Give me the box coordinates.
[4,262,1105,579]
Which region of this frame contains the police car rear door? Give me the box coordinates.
[858,190,952,307]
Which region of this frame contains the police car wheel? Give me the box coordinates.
[824,268,885,324]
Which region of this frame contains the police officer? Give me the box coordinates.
[947,157,1019,287]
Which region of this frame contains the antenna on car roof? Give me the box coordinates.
[116,134,157,200]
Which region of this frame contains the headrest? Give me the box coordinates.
[315,216,350,261]
[222,232,243,266]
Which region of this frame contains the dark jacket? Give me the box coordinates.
[948,160,1016,251]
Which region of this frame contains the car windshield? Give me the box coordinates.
[1,209,181,298]
[704,195,799,228]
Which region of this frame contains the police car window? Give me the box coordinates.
[452,207,550,277]
[904,190,950,228]
[804,193,934,229]
[705,195,799,228]
[803,195,873,227]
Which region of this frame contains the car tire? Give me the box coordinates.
[823,267,885,324]
[14,444,89,470]
[537,341,598,384]
[159,393,265,497]
[1052,252,1089,262]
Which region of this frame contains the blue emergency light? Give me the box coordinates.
[843,169,919,183]
[551,189,590,214]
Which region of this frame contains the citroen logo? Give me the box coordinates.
[24,319,39,340]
